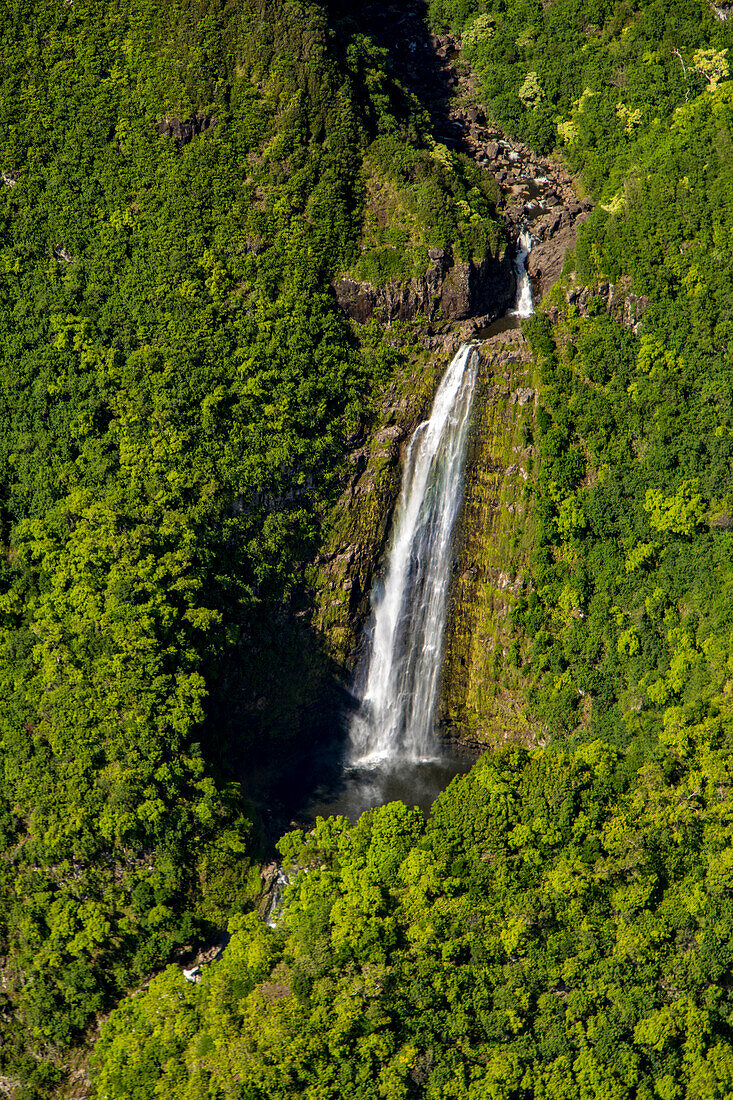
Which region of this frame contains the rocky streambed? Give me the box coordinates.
[333,11,593,337]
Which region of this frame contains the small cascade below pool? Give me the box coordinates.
[349,343,479,767]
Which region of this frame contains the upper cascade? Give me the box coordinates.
[513,227,534,318]
[349,343,479,767]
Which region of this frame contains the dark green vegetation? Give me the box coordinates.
[351,133,501,286]
[93,747,733,1098]
[90,0,733,1097]
[432,0,730,181]
[4,0,733,1095]
[0,0,506,1090]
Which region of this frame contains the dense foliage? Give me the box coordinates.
[512,80,733,761]
[93,744,733,1099]
[430,0,732,182]
[89,1,733,1097]
[4,0,733,1094]
[0,0,506,1088]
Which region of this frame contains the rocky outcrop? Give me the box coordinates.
[53,244,75,263]
[334,247,515,325]
[526,207,591,298]
[710,1,732,19]
[157,112,215,149]
[545,273,649,334]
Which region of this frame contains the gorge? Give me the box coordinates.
[298,208,541,825]
[5,0,733,1094]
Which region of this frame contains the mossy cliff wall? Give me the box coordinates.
[440,330,543,748]
[310,339,463,675]
[308,325,545,754]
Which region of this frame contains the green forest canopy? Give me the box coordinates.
[0,0,732,1095]
[0,0,503,1087]
[92,0,733,1095]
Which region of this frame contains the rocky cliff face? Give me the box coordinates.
[334,246,515,325]
[312,19,598,741]
[310,345,456,672]
[546,273,649,333]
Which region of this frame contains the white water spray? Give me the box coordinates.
[349,344,479,767]
[513,227,534,318]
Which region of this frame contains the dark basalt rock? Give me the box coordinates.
[334,249,515,326]
[157,112,215,149]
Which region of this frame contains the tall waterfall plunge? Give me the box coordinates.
[349,344,479,767]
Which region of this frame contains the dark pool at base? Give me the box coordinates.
[242,730,480,847]
[477,312,523,340]
[304,742,479,823]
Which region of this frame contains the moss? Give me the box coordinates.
[306,328,545,748]
[308,334,454,671]
[441,333,542,746]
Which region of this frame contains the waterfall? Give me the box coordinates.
[349,344,479,767]
[265,869,290,929]
[513,227,534,317]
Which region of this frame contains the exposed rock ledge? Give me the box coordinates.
[334,247,515,325]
